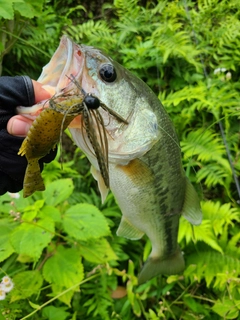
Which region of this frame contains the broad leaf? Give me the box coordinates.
[62,203,110,240]
[79,239,118,263]
[39,205,62,222]
[14,0,44,18]
[0,1,15,19]
[10,217,54,261]
[43,246,84,305]
[42,306,70,320]
[0,219,15,262]
[51,283,76,307]
[22,199,45,221]
[11,270,43,302]
[43,179,74,206]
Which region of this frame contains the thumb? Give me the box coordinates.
[7,115,33,136]
[32,80,51,103]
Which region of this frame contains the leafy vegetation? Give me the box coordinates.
[0,0,240,319]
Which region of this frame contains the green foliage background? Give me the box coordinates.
[0,0,240,319]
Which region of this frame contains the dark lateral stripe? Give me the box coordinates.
[164,216,179,255]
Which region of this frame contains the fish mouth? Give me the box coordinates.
[37,35,85,94]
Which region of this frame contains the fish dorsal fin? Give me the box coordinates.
[181,178,202,226]
[90,165,109,203]
[117,216,144,240]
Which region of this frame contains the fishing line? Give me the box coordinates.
[59,101,82,168]
[183,0,240,202]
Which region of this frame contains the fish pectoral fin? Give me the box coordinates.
[116,217,144,240]
[138,248,185,284]
[90,166,109,203]
[181,178,202,226]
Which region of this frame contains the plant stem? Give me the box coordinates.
[20,273,100,320]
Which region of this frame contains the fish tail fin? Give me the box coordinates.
[138,248,185,285]
[23,160,45,198]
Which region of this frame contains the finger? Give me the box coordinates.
[7,115,33,137]
[32,80,51,103]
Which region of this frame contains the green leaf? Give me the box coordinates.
[186,251,240,288]
[79,239,118,263]
[10,217,54,260]
[11,270,43,302]
[62,203,110,240]
[14,0,44,18]
[22,199,44,221]
[183,295,205,314]
[0,219,15,262]
[28,300,41,309]
[51,283,75,307]
[201,201,239,236]
[179,217,223,253]
[39,205,62,222]
[43,246,84,303]
[0,1,14,19]
[181,129,226,163]
[0,192,30,214]
[42,306,70,320]
[148,309,158,320]
[43,179,74,206]
[212,298,239,319]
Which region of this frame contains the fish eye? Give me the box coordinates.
[84,94,100,110]
[99,64,117,82]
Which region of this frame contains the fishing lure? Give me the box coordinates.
[18,91,85,198]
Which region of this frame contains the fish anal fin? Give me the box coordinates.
[138,248,185,284]
[23,159,45,198]
[116,217,144,240]
[182,178,202,226]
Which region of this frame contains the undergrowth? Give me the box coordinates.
[0,0,240,319]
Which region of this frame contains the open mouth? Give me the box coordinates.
[37,35,84,94]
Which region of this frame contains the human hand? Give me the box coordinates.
[0,76,56,195]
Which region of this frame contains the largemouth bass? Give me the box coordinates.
[18,36,202,283]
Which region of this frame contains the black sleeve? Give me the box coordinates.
[0,75,35,128]
[0,75,56,195]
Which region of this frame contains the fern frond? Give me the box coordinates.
[186,250,240,289]
[181,129,227,163]
[82,272,116,319]
[179,200,239,252]
[201,201,240,236]
[196,163,229,187]
[66,20,116,49]
[179,217,223,253]
[114,0,140,18]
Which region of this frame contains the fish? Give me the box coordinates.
[18,35,202,283]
